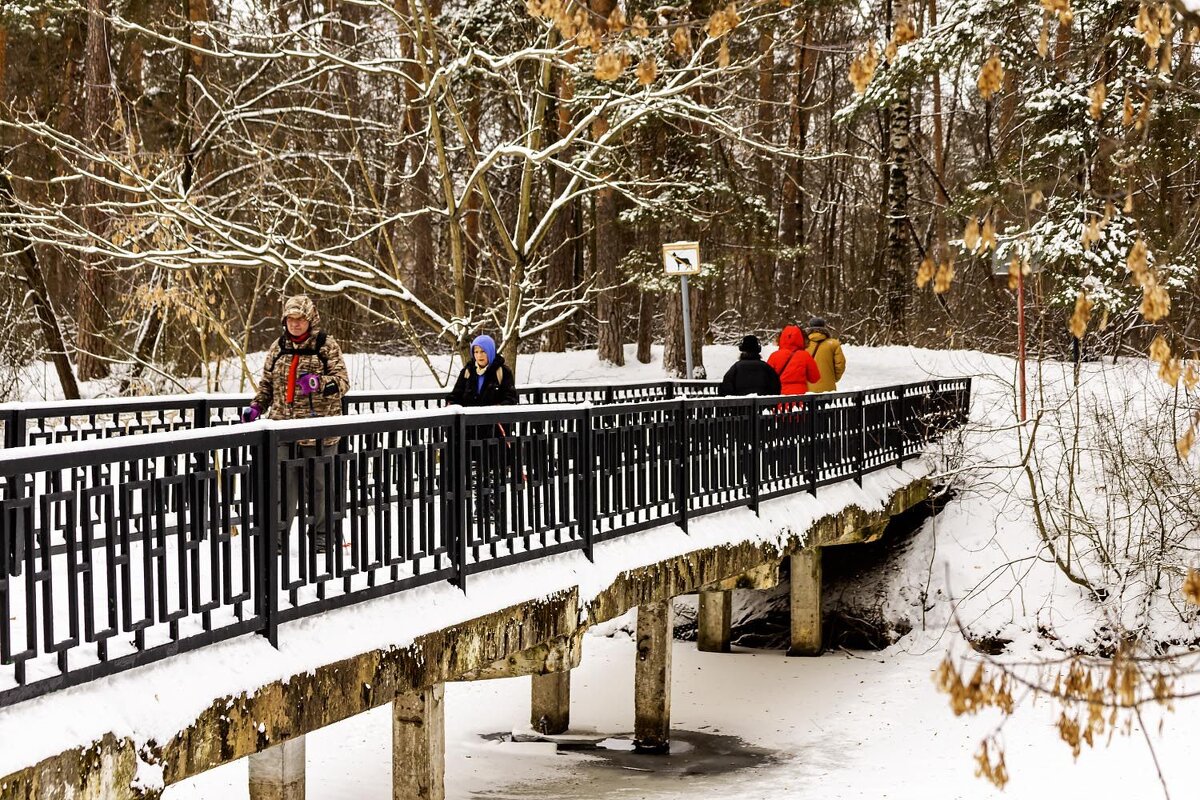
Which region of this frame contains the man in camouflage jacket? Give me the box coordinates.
[245,294,350,442]
[241,294,350,552]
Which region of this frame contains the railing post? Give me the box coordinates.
[747,398,760,514]
[676,399,689,533]
[579,407,594,561]
[4,409,23,449]
[854,392,864,487]
[450,412,469,592]
[806,399,818,496]
[194,397,210,429]
[257,427,281,648]
[895,387,906,466]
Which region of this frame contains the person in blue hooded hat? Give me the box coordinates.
[448,334,518,407]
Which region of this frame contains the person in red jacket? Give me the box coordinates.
[767,324,821,395]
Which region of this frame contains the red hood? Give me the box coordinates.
[778,325,805,350]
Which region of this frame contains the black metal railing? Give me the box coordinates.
[0,379,969,707]
[0,381,723,450]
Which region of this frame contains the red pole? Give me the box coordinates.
[1016,265,1027,422]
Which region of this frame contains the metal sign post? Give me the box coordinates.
[662,241,701,379]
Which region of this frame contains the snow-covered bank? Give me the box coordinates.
[164,632,1200,800]
[15,342,983,402]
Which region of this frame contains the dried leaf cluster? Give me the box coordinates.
[1125,238,1171,324]
[849,42,878,93]
[706,3,741,39]
[1068,291,1092,339]
[977,53,1004,99]
[884,18,917,62]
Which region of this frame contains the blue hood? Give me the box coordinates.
[471,335,497,367]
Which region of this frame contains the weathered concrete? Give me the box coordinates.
[458,632,582,682]
[696,590,732,653]
[787,547,823,657]
[530,671,571,735]
[633,600,673,754]
[248,737,305,800]
[393,685,445,800]
[0,477,930,800]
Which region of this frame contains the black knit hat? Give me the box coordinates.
[739,335,762,354]
[808,317,828,329]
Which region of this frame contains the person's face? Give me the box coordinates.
[286,315,310,338]
[473,345,489,368]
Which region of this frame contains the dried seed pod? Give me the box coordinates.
[630,14,649,38]
[594,49,623,80]
[978,53,1005,100]
[916,256,936,289]
[848,42,879,93]
[963,217,980,252]
[636,55,658,86]
[1069,291,1093,339]
[1088,79,1106,120]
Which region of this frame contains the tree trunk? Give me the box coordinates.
[591,0,624,365]
[544,68,576,353]
[76,0,115,380]
[884,0,911,344]
[0,167,81,399]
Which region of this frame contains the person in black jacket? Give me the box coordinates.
[448,334,517,524]
[448,334,518,407]
[719,335,782,396]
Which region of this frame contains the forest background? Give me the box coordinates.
[1,0,1199,398]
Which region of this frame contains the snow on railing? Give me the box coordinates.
[0,378,970,708]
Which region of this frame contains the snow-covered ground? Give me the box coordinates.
[163,627,1200,800]
[9,342,1200,797]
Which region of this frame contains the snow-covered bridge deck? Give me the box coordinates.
[0,378,968,799]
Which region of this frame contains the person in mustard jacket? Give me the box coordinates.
[804,317,846,393]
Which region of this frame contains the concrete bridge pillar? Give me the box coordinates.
[248,737,306,800]
[531,670,571,734]
[787,546,823,657]
[697,589,732,653]
[633,599,673,753]
[393,684,446,800]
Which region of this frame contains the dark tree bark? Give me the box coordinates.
[76,0,115,380]
[0,166,81,399]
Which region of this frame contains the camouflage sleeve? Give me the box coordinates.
[320,336,350,397]
[252,342,279,410]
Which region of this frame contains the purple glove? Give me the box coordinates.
[240,404,261,423]
[296,373,322,396]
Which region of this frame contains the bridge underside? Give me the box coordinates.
[0,474,930,800]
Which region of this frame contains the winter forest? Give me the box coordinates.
[3,0,1198,392]
[4,0,1200,798]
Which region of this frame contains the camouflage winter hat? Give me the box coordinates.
[281,294,321,331]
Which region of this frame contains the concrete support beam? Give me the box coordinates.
[248,737,305,800]
[633,600,673,754]
[393,685,445,800]
[530,670,571,734]
[787,547,823,657]
[696,590,732,653]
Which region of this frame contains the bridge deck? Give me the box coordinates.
[0,463,931,796]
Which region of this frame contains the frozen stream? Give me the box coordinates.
[164,629,1200,800]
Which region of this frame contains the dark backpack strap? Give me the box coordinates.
[774,349,798,379]
[269,331,329,373]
